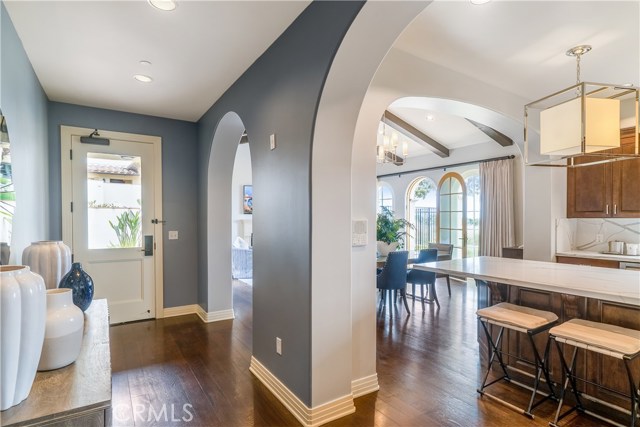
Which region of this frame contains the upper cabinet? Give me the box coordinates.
[567,128,640,218]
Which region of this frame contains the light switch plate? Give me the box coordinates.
[270,134,276,150]
[168,231,179,240]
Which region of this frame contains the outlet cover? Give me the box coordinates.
[270,134,276,150]
[276,337,282,355]
[169,230,179,240]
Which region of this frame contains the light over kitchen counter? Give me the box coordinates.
[417,256,640,306]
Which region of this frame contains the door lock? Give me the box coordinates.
[151,219,166,224]
[142,235,154,256]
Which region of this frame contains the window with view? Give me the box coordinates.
[406,177,437,253]
[377,182,393,213]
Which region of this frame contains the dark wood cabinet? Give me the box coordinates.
[502,246,523,259]
[567,128,640,218]
[556,255,620,269]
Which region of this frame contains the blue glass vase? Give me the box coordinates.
[58,262,93,312]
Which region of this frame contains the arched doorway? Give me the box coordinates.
[206,111,248,319]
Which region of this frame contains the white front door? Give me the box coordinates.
[61,126,163,324]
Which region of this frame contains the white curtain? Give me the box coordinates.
[479,159,515,257]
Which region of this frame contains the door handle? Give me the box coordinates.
[142,235,153,256]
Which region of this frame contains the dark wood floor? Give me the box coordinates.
[110,279,611,426]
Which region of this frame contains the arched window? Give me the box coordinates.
[376,181,393,213]
[406,177,437,252]
[463,169,480,258]
[437,173,467,259]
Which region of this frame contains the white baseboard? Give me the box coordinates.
[162,304,235,323]
[351,374,379,398]
[163,304,199,318]
[249,356,355,427]
[196,306,235,323]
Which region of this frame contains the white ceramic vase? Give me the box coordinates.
[38,288,84,371]
[0,266,46,411]
[22,241,71,289]
[377,241,399,257]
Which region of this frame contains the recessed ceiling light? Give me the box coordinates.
[147,0,176,11]
[426,114,435,121]
[470,0,491,4]
[133,74,153,83]
[139,60,152,66]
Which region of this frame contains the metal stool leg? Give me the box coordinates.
[523,332,556,417]
[623,358,639,427]
[551,340,582,427]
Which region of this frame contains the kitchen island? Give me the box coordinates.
[416,256,640,415]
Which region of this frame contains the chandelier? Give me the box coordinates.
[524,45,639,167]
[377,114,408,166]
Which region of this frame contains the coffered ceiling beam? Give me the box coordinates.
[465,119,513,147]
[383,110,449,158]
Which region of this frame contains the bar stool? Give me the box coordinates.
[549,319,640,427]
[476,302,558,418]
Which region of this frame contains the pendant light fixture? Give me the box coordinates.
[524,45,639,167]
[377,112,408,166]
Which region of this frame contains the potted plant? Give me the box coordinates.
[376,207,413,256]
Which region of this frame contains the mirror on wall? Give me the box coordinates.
[0,110,14,264]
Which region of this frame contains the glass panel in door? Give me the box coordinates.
[87,153,142,250]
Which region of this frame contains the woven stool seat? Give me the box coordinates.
[550,318,640,357]
[477,302,558,331]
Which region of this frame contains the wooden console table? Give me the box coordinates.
[1,299,111,427]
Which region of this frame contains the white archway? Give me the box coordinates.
[206,111,247,319]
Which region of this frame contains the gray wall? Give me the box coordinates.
[197,1,363,406]
[1,2,49,263]
[48,102,199,308]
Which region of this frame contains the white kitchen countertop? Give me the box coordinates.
[556,250,640,263]
[416,256,640,306]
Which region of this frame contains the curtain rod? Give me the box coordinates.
[376,155,515,179]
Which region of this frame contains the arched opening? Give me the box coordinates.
[206,111,248,319]
[231,132,253,288]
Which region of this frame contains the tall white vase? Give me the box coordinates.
[22,241,71,289]
[0,266,46,411]
[38,289,84,371]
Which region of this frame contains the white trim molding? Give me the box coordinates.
[162,304,200,318]
[351,374,379,398]
[196,306,235,323]
[249,356,355,427]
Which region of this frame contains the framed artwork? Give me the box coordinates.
[243,185,253,214]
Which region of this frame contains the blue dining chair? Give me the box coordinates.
[406,248,438,309]
[376,250,410,314]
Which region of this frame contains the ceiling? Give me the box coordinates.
[4,1,310,122]
[5,0,638,132]
[382,0,639,160]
